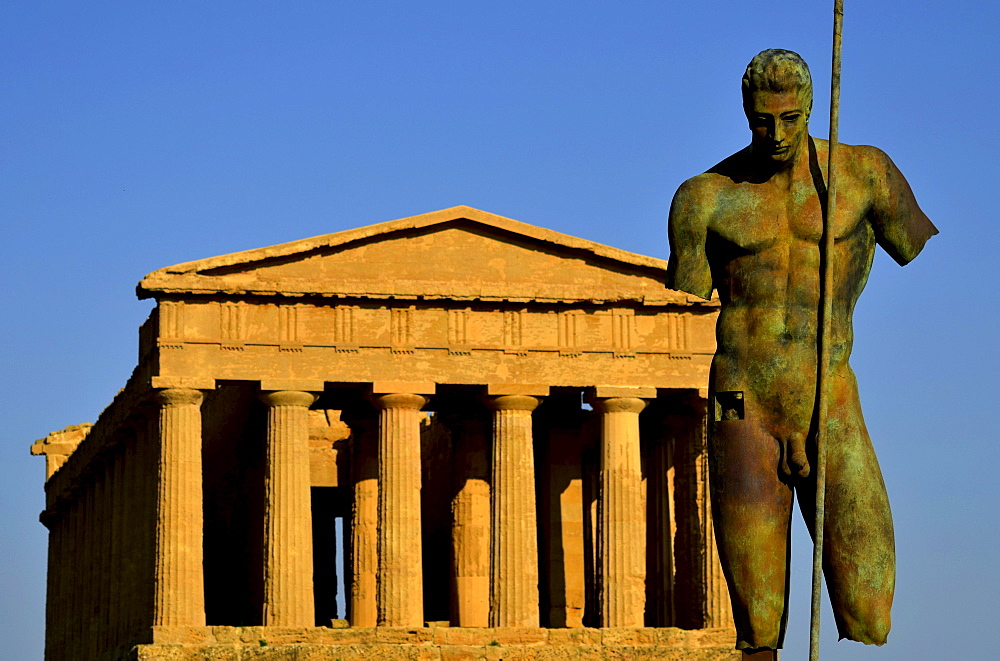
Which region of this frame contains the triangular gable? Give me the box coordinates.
[137,206,705,306]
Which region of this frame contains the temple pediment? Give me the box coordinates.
[138,206,700,306]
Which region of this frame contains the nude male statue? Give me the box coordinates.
[665,49,937,657]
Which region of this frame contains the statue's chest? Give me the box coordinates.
[710,182,861,252]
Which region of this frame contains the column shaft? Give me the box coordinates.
[489,395,540,627]
[153,388,206,626]
[376,393,427,626]
[260,390,318,627]
[350,415,379,626]
[595,397,647,627]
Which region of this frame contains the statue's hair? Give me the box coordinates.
[742,49,813,117]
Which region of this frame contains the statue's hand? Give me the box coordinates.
[779,433,811,479]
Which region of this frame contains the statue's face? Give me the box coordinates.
[747,90,809,164]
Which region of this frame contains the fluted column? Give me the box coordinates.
[259,390,318,627]
[348,412,379,626]
[374,392,428,626]
[153,387,206,626]
[488,394,541,627]
[440,408,491,627]
[593,395,648,627]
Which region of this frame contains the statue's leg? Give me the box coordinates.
[798,375,895,645]
[709,417,794,652]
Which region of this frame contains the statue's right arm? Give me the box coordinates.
[665,179,714,300]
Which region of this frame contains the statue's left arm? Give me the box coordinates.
[867,147,939,265]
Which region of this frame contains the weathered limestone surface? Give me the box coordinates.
[375,391,430,627]
[592,391,650,627]
[32,207,730,661]
[132,626,741,660]
[30,424,92,478]
[153,388,206,627]
[135,207,717,392]
[347,412,379,627]
[260,390,318,626]
[489,393,542,628]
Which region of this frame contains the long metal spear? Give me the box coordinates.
[810,2,844,660]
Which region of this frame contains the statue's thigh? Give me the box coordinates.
[820,396,895,644]
[709,419,793,647]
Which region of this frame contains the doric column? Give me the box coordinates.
[440,404,491,627]
[259,389,319,626]
[153,387,206,626]
[671,391,733,630]
[589,387,652,628]
[487,387,545,627]
[347,411,379,626]
[372,386,431,626]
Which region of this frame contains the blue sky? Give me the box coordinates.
[2,2,998,658]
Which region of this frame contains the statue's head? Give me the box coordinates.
[742,49,812,164]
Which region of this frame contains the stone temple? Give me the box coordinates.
[31,206,739,659]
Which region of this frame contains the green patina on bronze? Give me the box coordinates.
[665,49,937,654]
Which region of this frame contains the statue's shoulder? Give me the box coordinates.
[814,138,892,180]
[815,139,938,264]
[671,172,724,220]
[674,171,721,199]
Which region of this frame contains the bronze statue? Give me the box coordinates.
[665,49,937,658]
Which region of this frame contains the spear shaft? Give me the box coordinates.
[810,2,844,660]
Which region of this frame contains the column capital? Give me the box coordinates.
[590,396,648,415]
[155,387,204,407]
[372,392,428,411]
[488,394,541,412]
[259,390,318,408]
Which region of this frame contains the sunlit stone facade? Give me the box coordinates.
[32,207,736,660]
